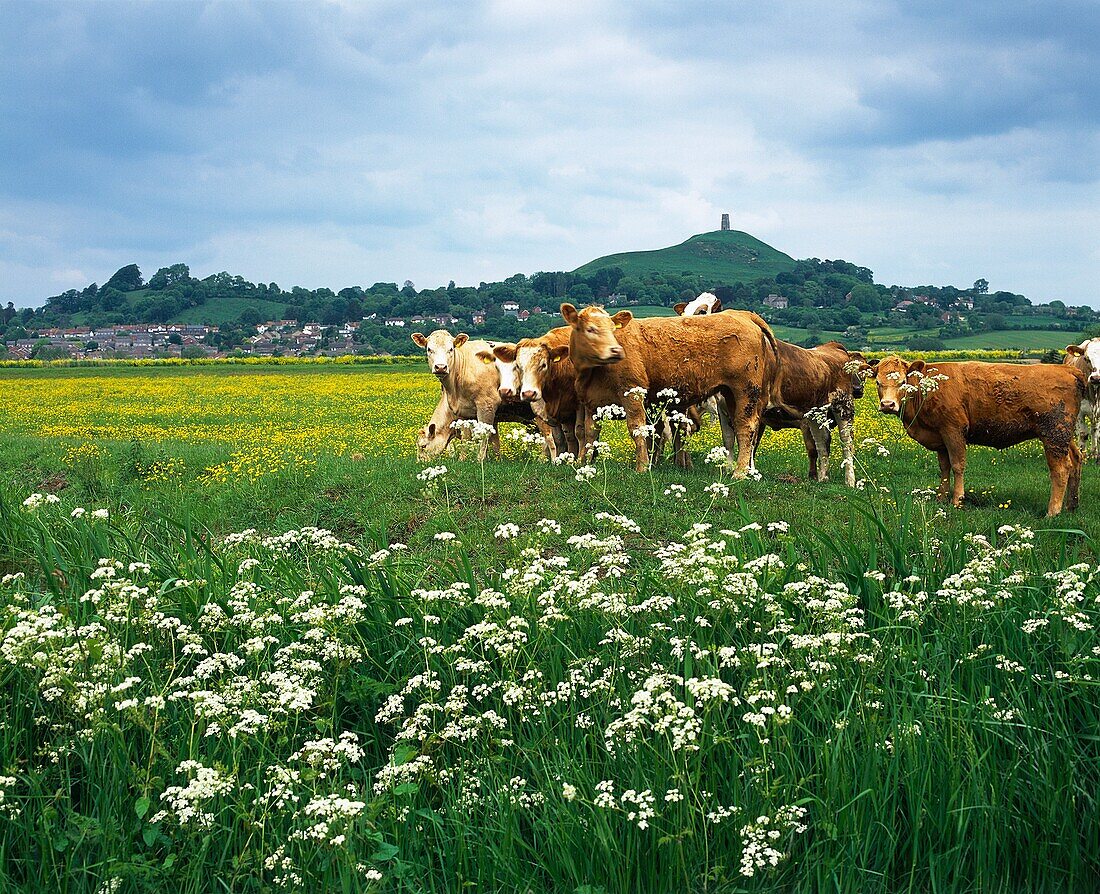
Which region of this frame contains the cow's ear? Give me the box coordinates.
[711,298,723,312]
[427,423,436,437]
[493,344,517,362]
[475,350,495,366]
[1067,344,1084,356]
[908,358,926,374]
[453,333,469,348]
[673,302,688,315]
[848,351,866,362]
[560,303,580,325]
[612,310,634,329]
[411,332,428,348]
[549,345,569,362]
[868,358,880,369]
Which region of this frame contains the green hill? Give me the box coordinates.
[70,289,288,327]
[574,230,797,282]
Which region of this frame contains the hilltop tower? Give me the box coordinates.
[720,213,730,231]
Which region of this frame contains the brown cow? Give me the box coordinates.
[756,341,869,487]
[491,327,581,458]
[561,303,790,474]
[871,355,1083,516]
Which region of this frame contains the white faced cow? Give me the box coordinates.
[1065,339,1100,461]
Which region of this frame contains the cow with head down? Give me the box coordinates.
[871,355,1083,516]
[411,329,542,460]
[561,303,791,475]
[673,292,722,317]
[756,341,870,487]
[1064,339,1100,461]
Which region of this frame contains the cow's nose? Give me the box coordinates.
[880,400,897,413]
[499,388,515,399]
[521,389,538,401]
[433,364,447,374]
[1090,373,1100,384]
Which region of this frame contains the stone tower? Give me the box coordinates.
[720,213,730,231]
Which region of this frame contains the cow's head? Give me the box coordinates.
[674,293,722,316]
[560,303,630,367]
[844,350,871,400]
[872,355,929,414]
[480,343,520,401]
[412,330,468,378]
[1066,340,1100,385]
[499,339,570,402]
[416,421,449,460]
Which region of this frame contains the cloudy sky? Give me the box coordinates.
[2,0,1099,306]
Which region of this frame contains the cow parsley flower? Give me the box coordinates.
[494,523,521,540]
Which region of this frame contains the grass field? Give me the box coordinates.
[574,230,797,282]
[1,364,1098,892]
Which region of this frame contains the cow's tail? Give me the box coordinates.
[746,311,802,423]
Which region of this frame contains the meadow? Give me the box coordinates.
[0,363,1098,892]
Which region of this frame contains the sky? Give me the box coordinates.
[2,0,1099,307]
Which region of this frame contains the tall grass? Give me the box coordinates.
[0,473,1096,893]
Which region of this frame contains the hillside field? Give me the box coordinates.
[0,363,1098,892]
[574,230,797,282]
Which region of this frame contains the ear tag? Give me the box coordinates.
[614,322,622,329]
[553,355,562,363]
[482,356,493,365]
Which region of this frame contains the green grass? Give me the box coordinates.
[942,329,1086,350]
[574,230,797,282]
[0,364,1098,892]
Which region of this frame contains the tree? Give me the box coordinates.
[149,264,191,290]
[104,264,144,292]
[238,306,264,327]
[973,278,989,294]
[167,333,183,345]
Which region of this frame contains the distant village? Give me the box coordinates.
[2,302,559,360]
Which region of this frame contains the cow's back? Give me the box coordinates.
[592,312,775,405]
[911,362,1082,449]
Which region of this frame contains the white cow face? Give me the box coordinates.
[478,345,519,400]
[1068,339,1100,385]
[411,330,468,378]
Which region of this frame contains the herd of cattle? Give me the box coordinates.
[412,294,1100,517]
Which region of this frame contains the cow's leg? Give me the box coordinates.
[672,415,693,469]
[801,425,818,480]
[942,431,967,507]
[837,416,856,488]
[533,414,557,461]
[729,393,761,478]
[1066,440,1082,512]
[625,400,651,472]
[1090,408,1100,464]
[475,403,499,461]
[935,450,952,501]
[562,412,580,457]
[807,423,831,481]
[716,395,738,460]
[1043,440,1073,517]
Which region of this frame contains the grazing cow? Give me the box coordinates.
[871,355,1083,516]
[561,303,790,474]
[1064,340,1100,461]
[674,292,722,317]
[411,329,538,460]
[757,341,869,487]
[490,327,580,459]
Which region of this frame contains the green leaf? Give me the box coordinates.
[372,841,399,862]
[135,795,151,819]
[142,826,157,847]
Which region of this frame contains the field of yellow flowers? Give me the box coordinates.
[1,362,1098,893]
